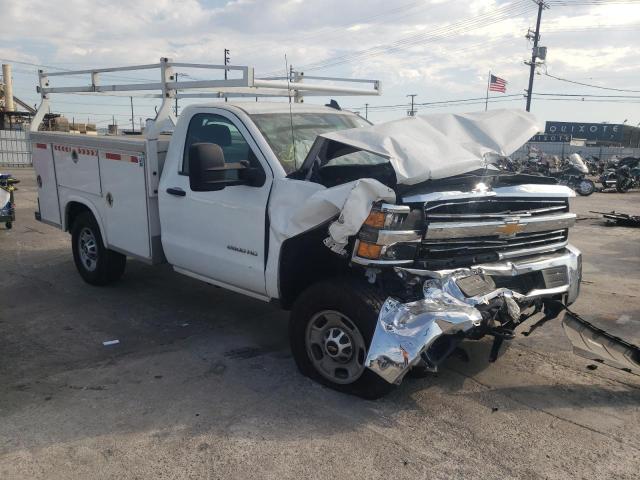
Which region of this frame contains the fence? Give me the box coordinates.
[0,129,32,167]
[513,142,640,163]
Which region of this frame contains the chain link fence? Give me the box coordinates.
[0,129,32,167]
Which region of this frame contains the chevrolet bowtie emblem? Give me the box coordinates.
[497,219,524,237]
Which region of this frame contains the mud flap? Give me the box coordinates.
[562,309,640,373]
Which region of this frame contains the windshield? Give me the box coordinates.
[251,112,373,173]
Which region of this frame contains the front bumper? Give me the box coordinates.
[366,245,582,384]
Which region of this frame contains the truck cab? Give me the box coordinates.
[158,102,371,300]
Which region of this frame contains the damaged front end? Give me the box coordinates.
[366,245,582,384]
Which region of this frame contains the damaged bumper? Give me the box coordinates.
[366,245,582,384]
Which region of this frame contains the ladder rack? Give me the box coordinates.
[31,57,381,138]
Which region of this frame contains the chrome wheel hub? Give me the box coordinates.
[78,227,98,272]
[305,310,367,385]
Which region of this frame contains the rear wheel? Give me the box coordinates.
[71,211,126,285]
[5,222,11,229]
[290,279,395,399]
[616,180,630,193]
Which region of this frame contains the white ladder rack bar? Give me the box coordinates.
[30,57,381,137]
[43,62,162,77]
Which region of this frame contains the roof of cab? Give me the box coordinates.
[188,101,356,116]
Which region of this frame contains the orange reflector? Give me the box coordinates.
[357,241,383,259]
[364,210,385,228]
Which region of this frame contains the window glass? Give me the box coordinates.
[182,113,256,177]
[250,112,370,173]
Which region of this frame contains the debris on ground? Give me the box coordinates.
[102,339,120,346]
[590,211,640,227]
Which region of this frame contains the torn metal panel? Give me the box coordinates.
[366,245,583,384]
[366,295,482,384]
[562,309,640,373]
[302,109,542,185]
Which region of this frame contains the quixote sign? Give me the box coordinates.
[530,133,571,143]
[544,121,624,142]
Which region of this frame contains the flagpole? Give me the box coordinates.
[485,70,491,111]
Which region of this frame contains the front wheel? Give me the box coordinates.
[289,279,395,399]
[71,212,126,285]
[576,179,595,196]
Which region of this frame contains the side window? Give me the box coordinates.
[181,113,258,176]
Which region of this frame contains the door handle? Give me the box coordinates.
[166,187,186,197]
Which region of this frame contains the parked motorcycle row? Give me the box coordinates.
[501,153,640,197]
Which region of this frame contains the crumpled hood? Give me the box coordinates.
[303,109,541,185]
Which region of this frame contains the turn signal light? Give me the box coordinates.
[364,210,386,228]
[357,241,383,259]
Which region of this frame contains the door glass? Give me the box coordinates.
[181,113,258,180]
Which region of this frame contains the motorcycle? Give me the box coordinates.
[599,157,640,193]
[0,173,19,229]
[547,154,596,196]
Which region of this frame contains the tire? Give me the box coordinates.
[616,181,630,193]
[71,211,126,285]
[289,278,395,400]
[5,222,11,229]
[576,179,595,196]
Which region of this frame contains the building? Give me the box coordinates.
[530,121,640,148]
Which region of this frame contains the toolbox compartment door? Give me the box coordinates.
[32,142,61,226]
[53,144,101,195]
[99,150,151,259]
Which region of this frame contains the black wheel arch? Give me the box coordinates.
[277,219,353,310]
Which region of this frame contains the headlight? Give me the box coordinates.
[353,203,423,264]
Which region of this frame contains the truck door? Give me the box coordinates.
[159,109,272,297]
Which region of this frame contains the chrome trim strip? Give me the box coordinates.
[403,184,575,204]
[380,203,410,214]
[422,229,566,246]
[498,241,568,259]
[426,235,567,253]
[425,212,576,239]
[352,256,414,266]
[427,205,567,219]
[376,229,422,244]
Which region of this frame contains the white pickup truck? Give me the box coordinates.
[30,59,592,398]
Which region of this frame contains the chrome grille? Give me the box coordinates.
[416,197,572,269]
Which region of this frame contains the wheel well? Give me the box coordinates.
[278,221,352,310]
[65,202,93,232]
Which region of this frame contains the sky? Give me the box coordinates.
[0,0,639,128]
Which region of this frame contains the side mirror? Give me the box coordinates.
[189,143,227,191]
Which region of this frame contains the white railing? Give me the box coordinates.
[31,57,381,139]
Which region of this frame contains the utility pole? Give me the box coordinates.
[224,49,230,102]
[130,96,135,133]
[365,103,369,120]
[407,94,417,117]
[174,72,179,116]
[525,1,549,112]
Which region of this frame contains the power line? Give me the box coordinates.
[300,1,533,71]
[263,0,534,74]
[543,71,640,93]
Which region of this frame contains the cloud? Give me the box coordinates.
[0,0,638,124]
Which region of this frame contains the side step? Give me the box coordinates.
[562,309,640,374]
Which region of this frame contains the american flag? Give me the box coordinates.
[489,74,507,93]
